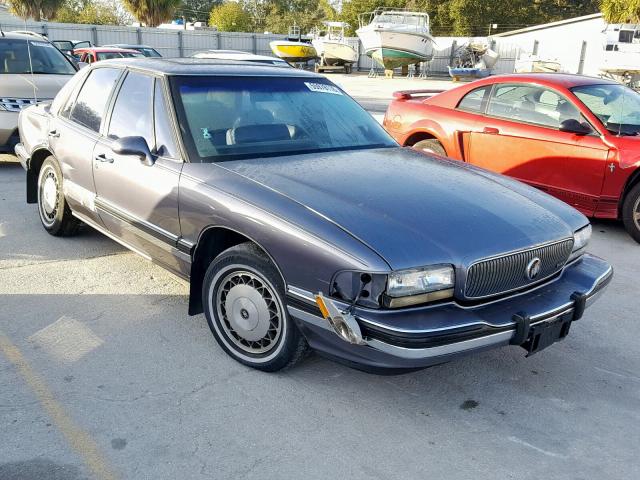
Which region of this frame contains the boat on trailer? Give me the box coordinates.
[312,22,358,73]
[514,54,561,73]
[356,8,434,72]
[270,26,318,64]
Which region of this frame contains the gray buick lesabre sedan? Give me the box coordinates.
[16,59,612,373]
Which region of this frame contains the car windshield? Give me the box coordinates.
[171,75,396,162]
[53,40,74,51]
[0,39,76,74]
[138,47,161,57]
[96,51,142,60]
[572,84,640,135]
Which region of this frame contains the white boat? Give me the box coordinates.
[312,22,358,66]
[600,24,640,87]
[356,8,435,70]
[515,54,561,73]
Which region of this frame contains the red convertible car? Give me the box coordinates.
[383,73,640,243]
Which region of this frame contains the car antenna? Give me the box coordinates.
[24,20,38,104]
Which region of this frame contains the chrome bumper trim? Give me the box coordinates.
[367,330,514,360]
[14,143,29,171]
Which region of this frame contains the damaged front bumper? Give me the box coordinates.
[286,254,612,373]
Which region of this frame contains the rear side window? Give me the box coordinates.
[70,68,121,132]
[108,71,154,145]
[457,86,491,113]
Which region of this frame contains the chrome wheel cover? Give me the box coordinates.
[38,165,58,226]
[633,195,640,231]
[215,270,283,355]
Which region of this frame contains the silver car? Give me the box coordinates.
[0,31,76,155]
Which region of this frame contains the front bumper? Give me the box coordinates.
[287,254,612,373]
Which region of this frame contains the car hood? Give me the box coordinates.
[221,147,585,270]
[0,74,73,100]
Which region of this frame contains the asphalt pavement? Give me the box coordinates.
[1,79,639,479]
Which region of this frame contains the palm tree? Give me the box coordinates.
[601,0,640,23]
[121,0,182,27]
[8,0,63,21]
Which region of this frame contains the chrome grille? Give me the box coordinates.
[0,98,48,112]
[464,239,574,299]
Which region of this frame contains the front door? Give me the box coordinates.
[468,84,609,215]
[92,71,183,272]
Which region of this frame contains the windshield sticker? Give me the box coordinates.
[304,82,343,95]
[30,41,55,48]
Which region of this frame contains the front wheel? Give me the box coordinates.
[413,139,447,157]
[622,183,640,243]
[202,243,308,371]
[37,156,80,236]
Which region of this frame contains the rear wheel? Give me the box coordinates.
[37,156,80,236]
[622,183,640,243]
[413,139,447,157]
[202,243,308,371]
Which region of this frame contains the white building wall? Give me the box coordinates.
[493,16,607,76]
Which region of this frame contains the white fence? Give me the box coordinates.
[0,18,596,76]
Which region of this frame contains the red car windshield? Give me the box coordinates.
[572,84,640,136]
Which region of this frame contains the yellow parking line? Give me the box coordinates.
[0,330,117,480]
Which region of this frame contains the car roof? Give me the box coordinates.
[484,73,619,88]
[192,51,286,62]
[75,47,140,53]
[94,57,321,77]
[1,31,48,41]
[105,44,155,49]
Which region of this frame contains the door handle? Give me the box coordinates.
[48,130,60,138]
[483,127,500,135]
[94,154,114,163]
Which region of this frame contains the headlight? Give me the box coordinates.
[385,264,455,308]
[569,224,591,262]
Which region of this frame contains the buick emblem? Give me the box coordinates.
[526,257,542,280]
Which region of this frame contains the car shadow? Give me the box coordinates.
[0,162,126,267]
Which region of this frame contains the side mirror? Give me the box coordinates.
[559,118,592,136]
[112,136,155,166]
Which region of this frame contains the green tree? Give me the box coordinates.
[208,1,252,31]
[121,0,181,27]
[601,0,640,23]
[55,0,130,24]
[8,0,63,20]
[175,0,219,22]
[264,0,336,34]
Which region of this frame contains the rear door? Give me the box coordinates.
[468,83,609,215]
[50,67,122,222]
[92,71,184,273]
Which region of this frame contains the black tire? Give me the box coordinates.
[37,156,80,236]
[413,139,447,156]
[622,182,640,243]
[202,242,308,371]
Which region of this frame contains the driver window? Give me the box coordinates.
[107,71,154,147]
[488,84,582,129]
